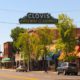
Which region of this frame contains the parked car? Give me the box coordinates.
[16,65,27,72]
[57,62,78,75]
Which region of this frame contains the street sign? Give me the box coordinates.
[48,52,54,57]
[19,13,58,24]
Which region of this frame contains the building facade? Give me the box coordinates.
[2,42,15,68]
[3,28,80,69]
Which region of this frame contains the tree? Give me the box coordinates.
[10,27,26,41]
[16,30,41,71]
[56,14,76,59]
[36,27,54,70]
[14,26,54,71]
[16,31,32,71]
[10,27,26,53]
[29,32,41,60]
[37,27,53,45]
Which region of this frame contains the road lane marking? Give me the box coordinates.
[0,73,38,80]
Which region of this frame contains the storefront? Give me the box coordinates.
[1,58,14,68]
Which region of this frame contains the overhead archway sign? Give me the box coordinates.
[19,13,58,24]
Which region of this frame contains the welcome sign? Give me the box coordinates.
[19,13,58,24]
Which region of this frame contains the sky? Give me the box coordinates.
[0,0,80,52]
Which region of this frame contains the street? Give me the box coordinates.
[0,69,80,80]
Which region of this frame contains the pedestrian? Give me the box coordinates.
[44,60,48,73]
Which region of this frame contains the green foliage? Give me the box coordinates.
[36,26,53,45]
[56,14,76,54]
[10,27,26,41]
[36,26,54,59]
[10,27,26,54]
[65,56,77,62]
[15,26,54,60]
[16,31,31,61]
[11,26,54,70]
[28,32,41,60]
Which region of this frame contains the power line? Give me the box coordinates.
[52,9,80,13]
[0,8,80,13]
[0,21,19,25]
[0,8,26,13]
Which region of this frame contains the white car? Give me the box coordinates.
[16,65,27,72]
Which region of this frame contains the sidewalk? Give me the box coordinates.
[1,68,16,71]
[0,68,56,74]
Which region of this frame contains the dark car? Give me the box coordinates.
[57,62,78,75]
[16,65,27,72]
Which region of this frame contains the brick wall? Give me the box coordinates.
[4,42,14,58]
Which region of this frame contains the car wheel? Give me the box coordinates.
[64,71,66,75]
[17,70,19,72]
[71,73,74,75]
[68,72,70,75]
[58,72,60,75]
[71,72,75,75]
[74,72,78,75]
[64,72,69,75]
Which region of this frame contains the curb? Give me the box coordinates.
[1,69,16,71]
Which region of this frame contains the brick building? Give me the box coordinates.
[75,28,80,38]
[2,42,15,68]
[4,42,15,58]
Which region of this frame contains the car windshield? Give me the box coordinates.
[58,62,62,67]
[58,62,68,67]
[18,65,25,68]
[69,63,77,67]
[18,66,22,68]
[62,63,67,66]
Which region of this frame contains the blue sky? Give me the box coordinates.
[0,0,80,52]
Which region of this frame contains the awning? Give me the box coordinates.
[2,58,12,63]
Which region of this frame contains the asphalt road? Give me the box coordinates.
[0,69,80,80]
